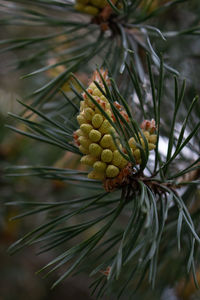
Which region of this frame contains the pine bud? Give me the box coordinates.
[93,161,107,172]
[77,114,88,125]
[89,129,102,142]
[99,119,112,134]
[89,143,103,157]
[84,107,95,121]
[78,136,91,149]
[101,149,113,162]
[148,134,157,144]
[80,155,97,165]
[100,134,113,148]
[112,150,123,167]
[106,165,120,178]
[80,124,93,135]
[92,114,104,128]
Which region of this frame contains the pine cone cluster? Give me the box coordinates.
[73,70,157,183]
[128,119,157,165]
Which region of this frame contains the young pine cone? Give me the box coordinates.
[74,70,129,180]
[74,69,157,185]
